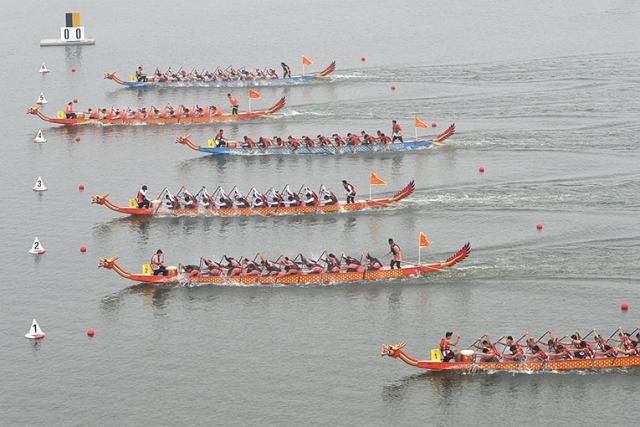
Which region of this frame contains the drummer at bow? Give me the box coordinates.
[439,332,460,362]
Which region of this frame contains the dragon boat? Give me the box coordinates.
[26,97,285,126]
[104,62,336,88]
[381,341,640,373]
[175,124,455,156]
[91,182,415,217]
[97,243,470,286]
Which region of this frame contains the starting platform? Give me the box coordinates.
[40,12,95,47]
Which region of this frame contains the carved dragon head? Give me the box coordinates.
[26,106,41,115]
[175,134,191,145]
[91,194,110,205]
[380,341,406,358]
[104,72,116,80]
[98,256,119,269]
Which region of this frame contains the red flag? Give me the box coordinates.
[248,89,261,99]
[302,55,313,66]
[419,232,430,248]
[370,172,386,185]
[414,117,429,129]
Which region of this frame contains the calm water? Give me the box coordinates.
[2,0,640,425]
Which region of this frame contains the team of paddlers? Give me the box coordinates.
[436,330,640,363]
[132,63,294,83]
[210,120,405,149]
[63,99,237,119]
[149,239,403,278]
[135,181,359,210]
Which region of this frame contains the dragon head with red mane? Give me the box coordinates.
[98,256,119,270]
[381,341,406,358]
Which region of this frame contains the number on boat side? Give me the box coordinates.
[142,264,151,275]
[57,111,64,119]
[60,26,85,41]
[431,349,441,361]
[207,139,214,148]
[128,198,136,208]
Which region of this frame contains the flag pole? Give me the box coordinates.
[418,243,421,265]
[369,181,372,201]
[414,114,418,140]
[248,97,252,113]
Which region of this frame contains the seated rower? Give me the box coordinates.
[255,68,266,79]
[439,332,460,362]
[163,190,180,209]
[332,134,346,146]
[317,134,331,146]
[287,136,301,150]
[274,136,286,147]
[503,344,525,361]
[526,345,549,362]
[249,188,268,208]
[377,131,391,145]
[214,129,226,147]
[476,340,503,362]
[182,264,201,278]
[365,253,383,271]
[135,66,146,82]
[199,189,214,209]
[258,137,271,148]
[282,185,301,207]
[303,136,315,147]
[215,189,233,209]
[136,185,150,208]
[325,253,341,273]
[361,131,377,145]
[300,255,323,274]
[615,332,639,355]
[183,190,197,209]
[347,133,361,146]
[201,258,223,276]
[301,187,318,207]
[64,102,76,119]
[210,105,223,116]
[233,192,251,208]
[223,255,242,277]
[267,68,278,79]
[319,185,338,206]
[241,259,262,277]
[279,256,301,276]
[243,136,256,149]
[265,188,284,207]
[259,255,282,276]
[594,334,618,357]
[341,254,365,273]
[548,342,573,360]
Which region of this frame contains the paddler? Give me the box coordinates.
[223,255,242,277]
[287,136,301,150]
[280,256,301,276]
[135,66,146,82]
[64,102,76,119]
[241,259,262,277]
[594,334,618,357]
[151,249,168,276]
[365,253,383,271]
[301,187,319,206]
[341,254,365,273]
[300,255,323,274]
[384,238,402,269]
[303,136,315,147]
[282,185,301,206]
[342,180,356,204]
[347,133,361,146]
[202,258,223,277]
[214,129,226,147]
[377,131,391,145]
[332,134,346,146]
[183,190,196,209]
[250,188,267,208]
[324,253,341,273]
[243,136,256,149]
[136,185,150,208]
[227,93,239,115]
[319,185,338,206]
[281,62,292,78]
[439,332,460,362]
[392,120,403,143]
[259,254,283,276]
[318,134,331,146]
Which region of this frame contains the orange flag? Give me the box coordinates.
[370,172,386,185]
[419,232,430,248]
[414,117,429,128]
[302,55,313,66]
[248,89,261,99]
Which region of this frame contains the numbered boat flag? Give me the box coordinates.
[33,176,47,192]
[34,129,46,143]
[29,237,46,255]
[25,319,46,339]
[36,93,48,104]
[418,232,430,264]
[248,89,261,99]
[302,55,313,66]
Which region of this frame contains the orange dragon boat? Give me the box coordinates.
[91,182,415,217]
[26,97,285,126]
[97,243,470,286]
[381,341,640,373]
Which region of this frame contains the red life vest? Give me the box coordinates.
[65,104,73,114]
[345,183,356,195]
[392,123,401,133]
[228,96,239,107]
[349,134,360,145]
[137,191,145,204]
[215,130,223,140]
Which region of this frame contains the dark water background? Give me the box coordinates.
[2,0,639,425]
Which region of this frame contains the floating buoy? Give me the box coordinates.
[536,223,543,231]
[621,303,629,311]
[390,85,396,91]
[34,129,47,143]
[36,93,48,104]
[74,136,80,142]
[25,319,45,339]
[33,176,47,192]
[29,237,46,255]
[78,183,85,191]
[87,329,95,337]
[39,63,50,74]
[360,56,366,62]
[71,68,76,73]
[72,98,78,104]
[80,245,87,253]
[479,166,485,173]
[431,122,438,128]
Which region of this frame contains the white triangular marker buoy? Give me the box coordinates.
[36,93,48,104]
[39,63,50,74]
[29,237,46,255]
[25,319,46,339]
[34,129,47,143]
[33,176,47,192]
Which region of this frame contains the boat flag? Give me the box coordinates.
[34,129,46,143]
[36,93,48,104]
[248,89,261,99]
[33,176,47,192]
[25,319,46,339]
[414,117,429,129]
[369,172,386,200]
[29,237,46,255]
[418,232,430,264]
[302,55,313,65]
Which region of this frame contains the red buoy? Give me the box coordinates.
[80,245,87,253]
[360,56,366,62]
[431,122,438,127]
[73,98,78,104]
[536,223,543,230]
[479,166,485,173]
[390,85,396,91]
[621,303,629,311]
[78,184,85,191]
[74,136,80,142]
[71,68,76,73]
[87,329,95,337]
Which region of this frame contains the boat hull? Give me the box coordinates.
[408,356,640,372]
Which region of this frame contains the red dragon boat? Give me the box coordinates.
[26,97,285,126]
[97,243,470,286]
[90,182,415,217]
[381,341,640,373]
